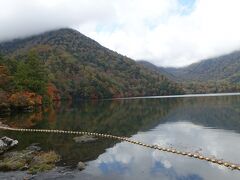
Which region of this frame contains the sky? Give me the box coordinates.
[0,0,240,67]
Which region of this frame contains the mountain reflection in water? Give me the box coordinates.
[0,95,239,179]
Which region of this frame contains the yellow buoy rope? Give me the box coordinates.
[0,125,239,171]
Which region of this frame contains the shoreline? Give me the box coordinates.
[1,92,240,115]
[110,92,240,100]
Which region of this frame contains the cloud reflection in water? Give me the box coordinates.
[85,122,240,180]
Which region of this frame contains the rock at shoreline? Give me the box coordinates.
[73,135,97,143]
[26,143,42,152]
[28,151,60,174]
[0,144,60,174]
[77,161,86,171]
[0,150,35,171]
[0,136,18,154]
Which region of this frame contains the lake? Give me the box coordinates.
[0,94,240,179]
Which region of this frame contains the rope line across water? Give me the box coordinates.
[0,126,239,171]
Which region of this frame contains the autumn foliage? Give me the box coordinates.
[47,83,61,101]
[9,92,42,107]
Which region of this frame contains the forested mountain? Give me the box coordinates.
[165,51,240,84]
[0,28,183,106]
[138,52,240,94]
[138,60,177,81]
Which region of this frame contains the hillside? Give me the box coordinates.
[0,28,183,105]
[138,53,240,94]
[138,60,177,81]
[165,51,240,84]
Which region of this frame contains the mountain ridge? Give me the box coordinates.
[0,28,183,101]
[165,50,240,83]
[138,50,240,84]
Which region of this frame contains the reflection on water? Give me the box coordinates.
[84,122,240,180]
[0,95,240,179]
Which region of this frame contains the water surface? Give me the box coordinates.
[0,95,240,179]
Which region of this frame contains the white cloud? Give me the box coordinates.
[84,0,240,67]
[0,0,114,41]
[85,122,240,180]
[1,0,240,67]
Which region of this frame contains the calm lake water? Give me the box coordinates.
[0,94,240,179]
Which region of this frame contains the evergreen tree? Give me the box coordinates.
[15,51,48,95]
[0,55,13,91]
[0,54,4,65]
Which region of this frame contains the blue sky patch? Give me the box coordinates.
[98,161,129,174]
[178,0,196,15]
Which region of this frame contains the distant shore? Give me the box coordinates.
[112,92,240,100]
